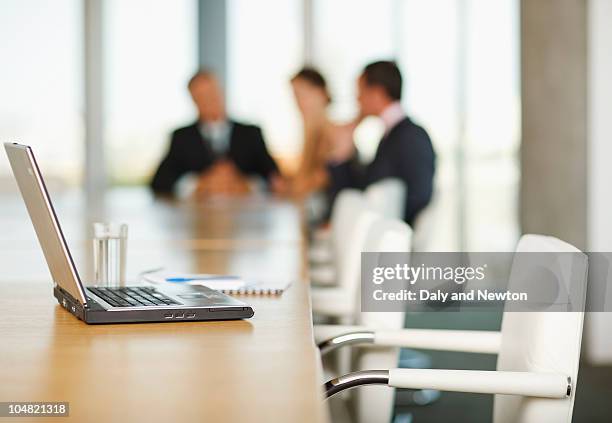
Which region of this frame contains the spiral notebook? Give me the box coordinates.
[141,271,291,296]
[222,280,292,296]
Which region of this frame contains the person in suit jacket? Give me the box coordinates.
[327,61,435,226]
[150,70,280,197]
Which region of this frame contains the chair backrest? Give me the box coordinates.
[353,218,412,423]
[330,189,365,262]
[364,178,406,220]
[356,218,412,328]
[411,189,438,252]
[336,206,381,297]
[494,234,588,423]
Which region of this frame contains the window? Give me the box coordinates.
[463,0,520,250]
[0,0,83,184]
[1,0,519,251]
[226,0,303,161]
[312,0,396,121]
[104,0,198,185]
[308,0,519,250]
[398,0,462,249]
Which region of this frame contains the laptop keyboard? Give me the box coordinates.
[88,286,180,307]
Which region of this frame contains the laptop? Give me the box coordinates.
[4,143,254,324]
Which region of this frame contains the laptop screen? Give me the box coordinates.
[4,143,87,304]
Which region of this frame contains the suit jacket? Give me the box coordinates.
[328,117,435,226]
[150,121,278,195]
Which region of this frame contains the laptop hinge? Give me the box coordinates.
[55,283,89,309]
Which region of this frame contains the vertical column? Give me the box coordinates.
[198,0,227,87]
[521,0,612,364]
[84,0,106,213]
[586,0,612,365]
[455,0,469,251]
[519,0,588,249]
[303,0,314,65]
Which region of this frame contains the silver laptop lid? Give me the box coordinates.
[4,143,87,305]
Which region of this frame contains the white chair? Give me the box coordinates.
[311,180,406,286]
[309,190,364,287]
[316,218,412,423]
[310,204,381,318]
[310,189,364,263]
[312,178,405,264]
[364,178,406,220]
[318,234,588,423]
[410,190,437,252]
[312,209,388,423]
[349,219,411,423]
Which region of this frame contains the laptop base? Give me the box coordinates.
[54,286,254,324]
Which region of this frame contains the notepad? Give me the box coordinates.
[141,271,291,295]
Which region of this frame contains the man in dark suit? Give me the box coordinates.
[151,70,280,196]
[327,61,435,226]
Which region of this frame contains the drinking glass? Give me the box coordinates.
[93,223,128,287]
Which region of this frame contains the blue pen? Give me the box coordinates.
[165,275,241,283]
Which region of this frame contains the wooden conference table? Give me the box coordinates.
[0,188,329,422]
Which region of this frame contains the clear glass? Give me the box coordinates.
[93,223,128,287]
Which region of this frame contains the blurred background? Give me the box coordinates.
[0,0,520,251]
[1,0,612,421]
